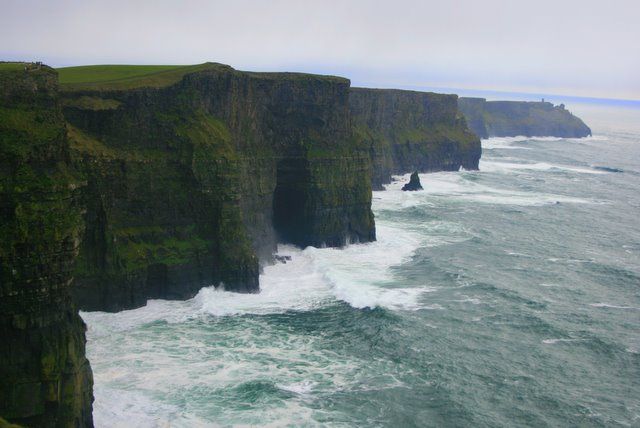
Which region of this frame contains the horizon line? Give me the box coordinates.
[352,81,640,107]
[3,57,639,106]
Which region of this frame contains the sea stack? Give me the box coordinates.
[402,172,423,191]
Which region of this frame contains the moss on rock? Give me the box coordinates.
[0,65,93,427]
[62,63,373,310]
[350,88,481,189]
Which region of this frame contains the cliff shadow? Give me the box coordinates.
[273,157,312,247]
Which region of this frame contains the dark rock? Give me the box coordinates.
[350,88,482,189]
[61,63,375,311]
[274,255,292,263]
[0,65,93,427]
[402,172,423,191]
[0,416,22,427]
[0,62,500,426]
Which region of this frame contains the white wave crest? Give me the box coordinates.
[543,338,585,345]
[92,385,183,428]
[589,303,640,310]
[482,137,533,150]
[82,223,436,337]
[304,223,439,310]
[482,135,564,145]
[381,172,592,206]
[480,160,606,175]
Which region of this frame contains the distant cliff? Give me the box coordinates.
[0,64,93,427]
[458,98,591,138]
[458,97,591,138]
[350,88,481,189]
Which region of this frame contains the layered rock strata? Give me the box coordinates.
[61,64,375,311]
[350,88,481,189]
[0,65,93,427]
[0,62,495,426]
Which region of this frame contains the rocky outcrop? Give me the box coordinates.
[0,65,93,427]
[402,172,423,191]
[458,97,592,138]
[349,88,481,190]
[61,64,375,311]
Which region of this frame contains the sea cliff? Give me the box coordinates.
[350,88,481,189]
[458,97,592,138]
[1,61,484,426]
[0,64,93,427]
[62,63,375,311]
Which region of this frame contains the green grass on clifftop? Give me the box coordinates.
[57,63,228,91]
[57,62,349,91]
[0,62,26,71]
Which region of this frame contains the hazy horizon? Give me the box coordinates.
[2,0,639,101]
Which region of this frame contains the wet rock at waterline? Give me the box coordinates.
[402,172,424,191]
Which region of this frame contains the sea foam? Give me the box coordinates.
[382,171,592,206]
[82,220,434,337]
[480,160,606,175]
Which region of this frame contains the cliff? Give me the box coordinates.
[0,64,93,426]
[349,88,481,189]
[1,62,485,425]
[59,63,375,311]
[458,97,592,138]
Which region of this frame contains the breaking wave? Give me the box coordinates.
[83,126,640,427]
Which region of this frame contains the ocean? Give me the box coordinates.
[81,104,640,427]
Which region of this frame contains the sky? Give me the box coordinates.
[1,0,639,101]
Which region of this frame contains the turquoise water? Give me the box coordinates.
[82,107,640,427]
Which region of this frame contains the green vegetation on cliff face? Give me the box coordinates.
[0,65,93,427]
[61,63,374,310]
[350,88,481,189]
[0,416,23,427]
[0,62,489,425]
[458,97,592,138]
[67,108,259,310]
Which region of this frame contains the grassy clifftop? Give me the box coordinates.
[56,63,348,91]
[57,62,229,90]
[0,62,27,71]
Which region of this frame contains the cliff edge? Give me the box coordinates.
[0,63,93,427]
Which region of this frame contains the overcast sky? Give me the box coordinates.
[2,0,638,100]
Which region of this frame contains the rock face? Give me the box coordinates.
[0,62,485,425]
[349,88,481,190]
[61,64,375,311]
[0,65,93,427]
[402,172,423,191]
[458,97,592,138]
